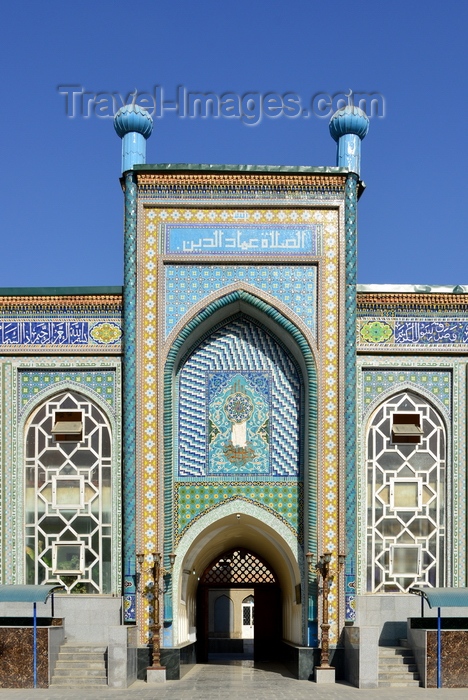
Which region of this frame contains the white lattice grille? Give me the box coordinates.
[366,391,446,592]
[25,391,112,593]
[201,549,276,584]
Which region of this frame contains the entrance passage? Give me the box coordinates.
[197,548,281,663]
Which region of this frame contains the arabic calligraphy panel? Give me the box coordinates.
[166,224,318,255]
[359,318,468,348]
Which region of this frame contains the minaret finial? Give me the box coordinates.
[329,106,369,175]
[114,104,153,173]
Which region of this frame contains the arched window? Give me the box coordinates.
[25,391,113,593]
[366,391,446,592]
[242,595,254,627]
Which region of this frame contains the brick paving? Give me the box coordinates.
[1,661,468,699]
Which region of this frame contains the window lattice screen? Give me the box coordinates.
[366,391,446,593]
[201,549,276,584]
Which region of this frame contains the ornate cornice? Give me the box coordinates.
[0,295,122,313]
[357,292,468,312]
[136,171,347,193]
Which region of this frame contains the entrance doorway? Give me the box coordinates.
[196,548,281,663]
[242,595,254,638]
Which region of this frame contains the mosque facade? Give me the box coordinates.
[0,105,466,687]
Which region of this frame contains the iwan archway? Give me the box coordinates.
[171,500,304,655]
[160,289,318,655]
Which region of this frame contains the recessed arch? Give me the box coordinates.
[163,280,319,366]
[363,388,447,593]
[162,288,318,564]
[171,499,306,646]
[17,387,121,593]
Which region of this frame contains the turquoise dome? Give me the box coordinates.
[114,104,153,139]
[329,106,369,142]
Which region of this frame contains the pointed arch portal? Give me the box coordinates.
[171,499,304,650]
[160,288,317,651]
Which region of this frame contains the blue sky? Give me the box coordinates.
[1,1,467,288]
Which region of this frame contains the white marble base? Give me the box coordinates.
[315,666,335,684]
[146,667,166,683]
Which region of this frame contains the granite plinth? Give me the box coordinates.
[427,630,468,687]
[315,666,336,683]
[0,627,48,688]
[146,666,166,683]
[139,642,197,681]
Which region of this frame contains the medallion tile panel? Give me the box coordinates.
[178,317,301,478]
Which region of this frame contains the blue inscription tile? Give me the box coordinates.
[2,323,21,344]
[395,320,468,345]
[166,224,318,255]
[0,321,90,346]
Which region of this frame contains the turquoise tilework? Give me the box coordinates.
[175,481,302,541]
[178,317,301,478]
[165,265,316,338]
[362,369,451,414]
[19,370,116,411]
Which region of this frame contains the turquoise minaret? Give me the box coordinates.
[114,105,153,617]
[330,105,369,622]
[114,104,153,172]
[329,105,369,176]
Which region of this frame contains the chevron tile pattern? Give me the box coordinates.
[178,317,301,478]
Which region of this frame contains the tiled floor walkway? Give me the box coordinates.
[2,661,468,700]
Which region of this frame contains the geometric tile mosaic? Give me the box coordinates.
[361,369,451,414]
[178,316,301,478]
[19,369,116,412]
[165,265,317,338]
[175,481,302,541]
[140,203,341,642]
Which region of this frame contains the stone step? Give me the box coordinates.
[50,678,108,687]
[399,638,409,648]
[379,655,416,664]
[380,662,418,671]
[379,645,412,655]
[53,668,107,678]
[58,645,107,653]
[379,671,420,681]
[55,660,106,669]
[379,679,421,687]
[57,654,105,662]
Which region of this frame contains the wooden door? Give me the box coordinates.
[253,585,281,662]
